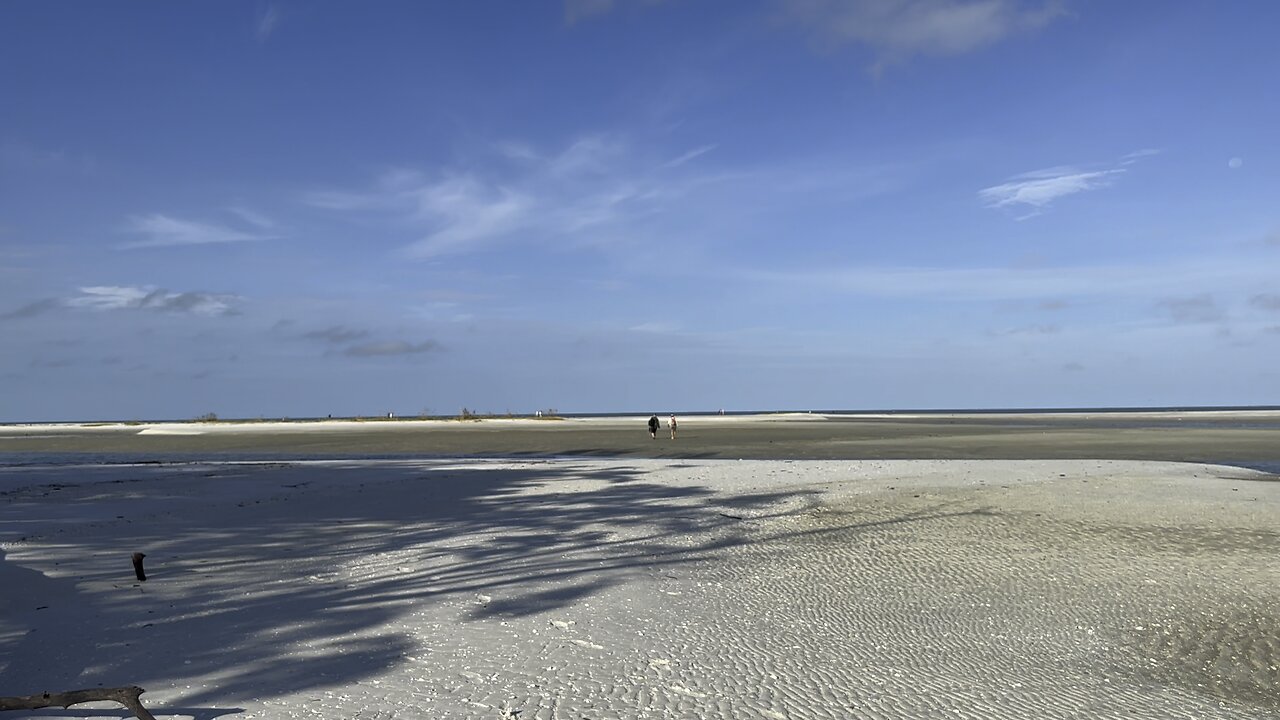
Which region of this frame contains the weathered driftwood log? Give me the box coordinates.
[131,552,147,581]
[0,686,157,720]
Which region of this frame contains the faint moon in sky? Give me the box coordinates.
[1228,157,1243,169]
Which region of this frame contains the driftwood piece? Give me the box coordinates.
[0,686,157,720]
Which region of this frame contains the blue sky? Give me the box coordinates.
[2,1,1278,421]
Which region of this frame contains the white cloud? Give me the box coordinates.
[64,286,241,316]
[404,175,535,257]
[786,0,1064,67]
[980,150,1164,215]
[122,213,277,249]
[979,167,1122,212]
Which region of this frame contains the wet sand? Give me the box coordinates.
[3,411,1280,464]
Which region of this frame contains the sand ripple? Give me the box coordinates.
[3,459,1276,719]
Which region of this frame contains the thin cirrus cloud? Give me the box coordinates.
[120,213,277,249]
[254,4,281,43]
[569,0,1065,66]
[980,150,1161,216]
[785,0,1065,67]
[227,205,278,230]
[663,144,718,169]
[306,135,673,258]
[306,135,910,260]
[979,166,1122,213]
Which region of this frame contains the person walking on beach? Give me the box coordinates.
[648,414,660,439]
[669,414,678,440]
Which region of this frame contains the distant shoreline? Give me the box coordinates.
[6,405,1280,430]
[4,409,1280,468]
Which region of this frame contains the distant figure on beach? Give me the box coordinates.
[648,414,659,439]
[669,414,678,439]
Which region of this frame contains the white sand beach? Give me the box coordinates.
[2,458,1278,719]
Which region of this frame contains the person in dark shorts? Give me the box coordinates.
[648,414,659,439]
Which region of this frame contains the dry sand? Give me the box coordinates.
[2,456,1277,719]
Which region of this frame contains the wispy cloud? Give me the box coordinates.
[785,0,1064,69]
[64,286,241,316]
[405,175,536,257]
[227,206,277,230]
[979,150,1163,217]
[255,4,281,43]
[344,340,442,357]
[664,144,718,168]
[979,167,1122,214]
[307,135,666,258]
[122,213,277,249]
[308,135,909,260]
[493,141,542,162]
[1119,148,1162,165]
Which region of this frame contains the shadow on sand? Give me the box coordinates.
[0,461,805,708]
[0,459,1002,714]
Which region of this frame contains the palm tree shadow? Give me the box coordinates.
[0,460,990,709]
